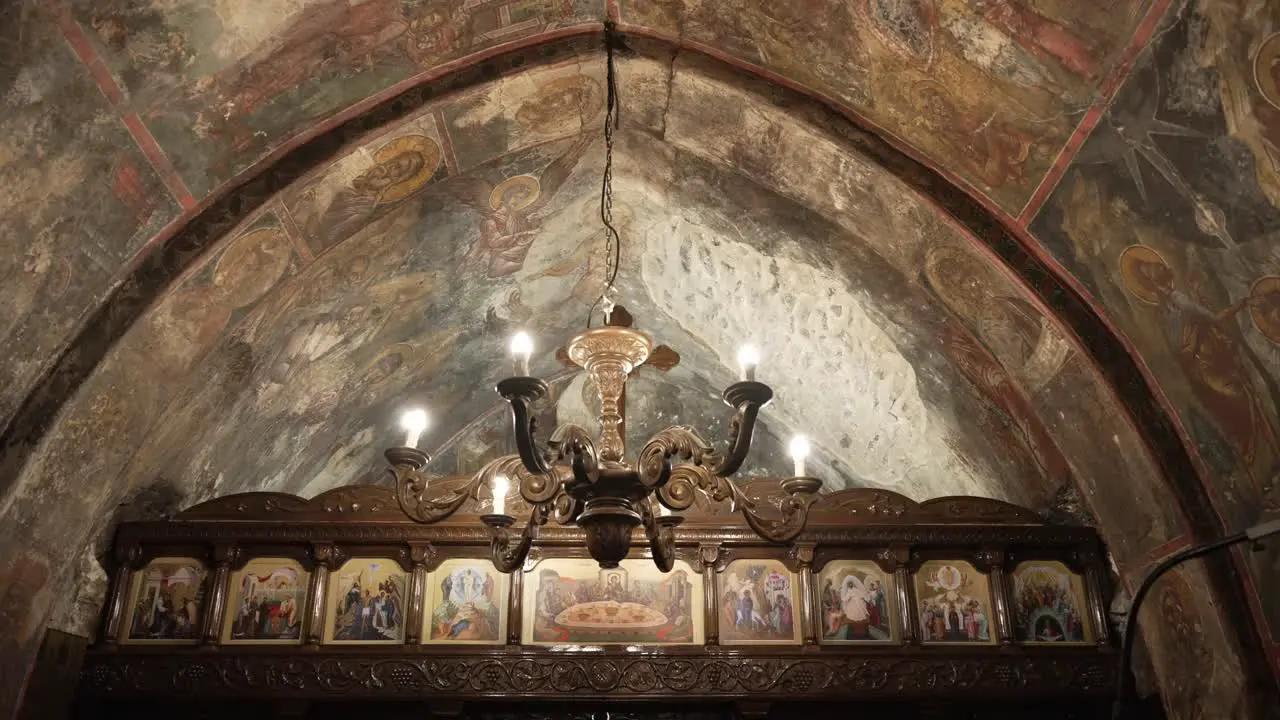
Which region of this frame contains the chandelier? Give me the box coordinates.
[384,23,822,573]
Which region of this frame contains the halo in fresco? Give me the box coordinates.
[718,559,802,645]
[1249,275,1280,344]
[817,559,896,644]
[1118,245,1172,306]
[515,75,603,129]
[1252,32,1280,110]
[924,244,990,321]
[489,175,542,211]
[212,226,293,309]
[372,134,442,203]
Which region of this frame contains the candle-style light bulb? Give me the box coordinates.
[789,435,810,477]
[511,331,533,376]
[400,408,429,449]
[737,345,760,381]
[492,474,510,516]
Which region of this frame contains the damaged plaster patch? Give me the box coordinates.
[639,212,989,498]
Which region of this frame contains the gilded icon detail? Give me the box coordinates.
[425,559,508,644]
[223,558,308,644]
[124,558,208,644]
[325,558,409,644]
[914,560,995,645]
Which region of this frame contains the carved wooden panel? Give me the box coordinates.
[79,652,1114,699]
[91,484,1116,705]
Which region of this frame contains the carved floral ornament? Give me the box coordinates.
[383,23,823,574]
[80,654,1114,699]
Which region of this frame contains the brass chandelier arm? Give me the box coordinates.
[639,499,681,573]
[392,453,536,524]
[636,381,773,490]
[486,501,551,573]
[498,377,602,483]
[498,377,554,475]
[703,381,774,477]
[548,423,601,484]
[390,453,477,524]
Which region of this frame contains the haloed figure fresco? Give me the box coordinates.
[126,559,207,642]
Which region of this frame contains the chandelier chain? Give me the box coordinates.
[588,21,623,327]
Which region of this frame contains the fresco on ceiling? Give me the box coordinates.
[636,74,1061,504]
[620,0,1153,210]
[1136,562,1249,718]
[119,134,603,501]
[1029,0,1280,643]
[0,8,1268,715]
[137,211,299,385]
[0,15,176,436]
[106,59,1077,511]
[650,56,1194,538]
[916,236,1186,564]
[284,115,449,258]
[443,62,606,169]
[71,0,597,196]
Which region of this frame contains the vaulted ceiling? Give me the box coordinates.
[0,1,1278,716]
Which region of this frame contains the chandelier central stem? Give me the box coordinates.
[566,326,653,463]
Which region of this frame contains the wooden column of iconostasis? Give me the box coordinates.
[104,537,1110,651]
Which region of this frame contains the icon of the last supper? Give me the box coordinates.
[522,559,703,645]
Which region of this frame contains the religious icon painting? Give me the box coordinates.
[424,559,508,645]
[324,558,409,644]
[718,559,802,645]
[914,560,997,645]
[222,558,308,644]
[122,557,208,644]
[1011,561,1093,644]
[817,560,897,644]
[522,558,702,646]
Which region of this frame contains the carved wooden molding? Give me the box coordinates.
[79,652,1114,699]
[120,519,1094,549]
[171,486,1052,529]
